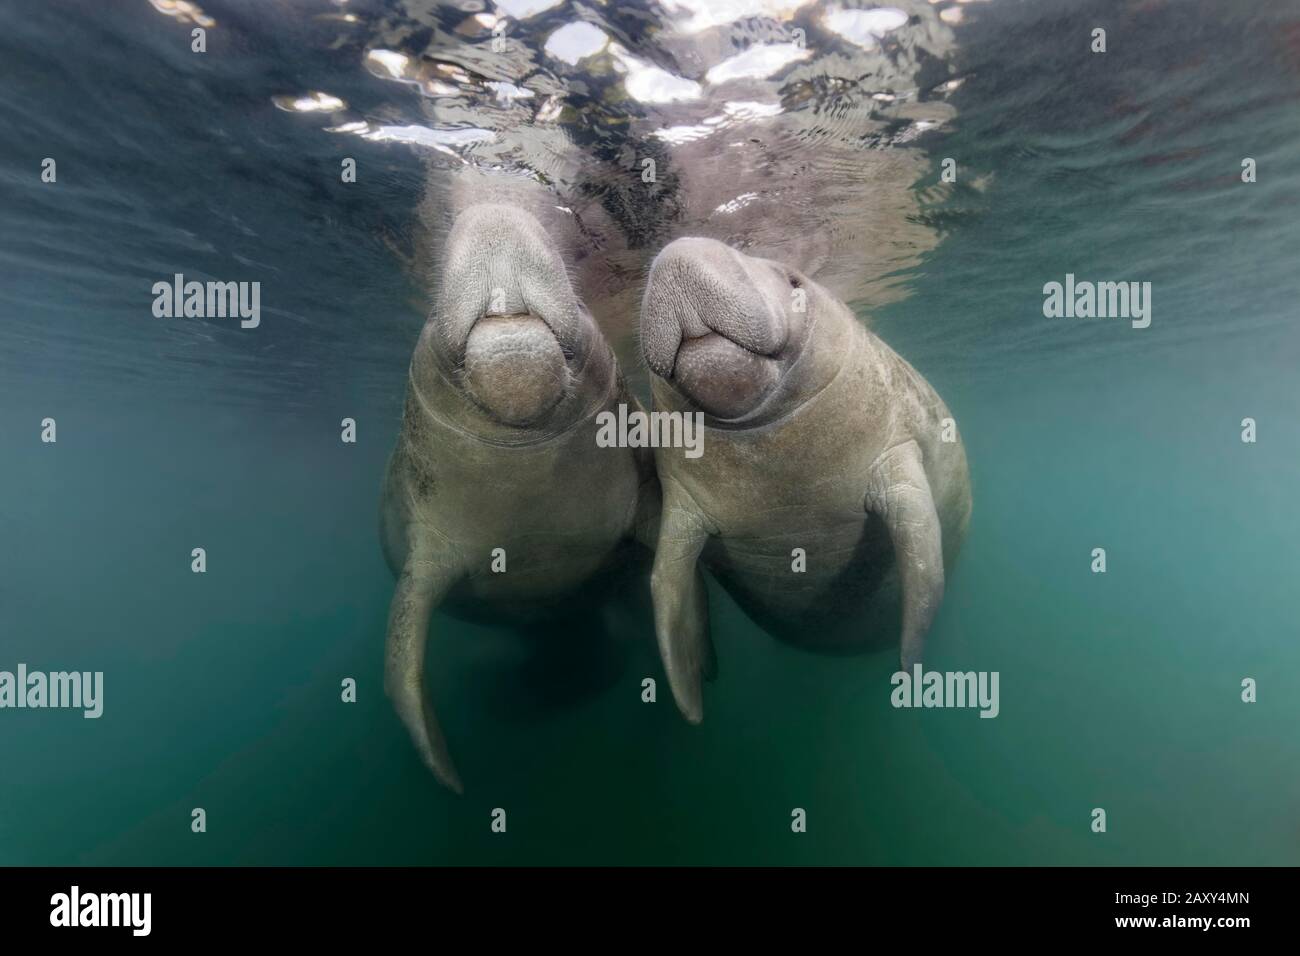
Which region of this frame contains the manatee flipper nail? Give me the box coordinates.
[384,549,463,794]
[650,502,711,722]
[864,440,945,670]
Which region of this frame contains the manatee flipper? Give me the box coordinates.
[629,406,663,550]
[864,440,945,670]
[650,496,713,722]
[632,464,662,551]
[384,544,464,794]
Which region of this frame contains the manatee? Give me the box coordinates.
[638,237,971,722]
[380,174,657,791]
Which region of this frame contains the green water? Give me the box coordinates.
[3,338,1296,865]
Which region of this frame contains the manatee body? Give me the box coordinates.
[381,176,657,791]
[639,238,971,722]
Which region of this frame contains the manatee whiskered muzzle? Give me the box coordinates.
[461,313,574,427]
[667,331,781,420]
[640,237,796,419]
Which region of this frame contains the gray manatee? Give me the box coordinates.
[380,175,657,791]
[639,237,972,723]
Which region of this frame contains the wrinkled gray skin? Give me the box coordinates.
[640,237,972,723]
[381,179,657,792]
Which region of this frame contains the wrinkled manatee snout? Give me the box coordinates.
[641,237,805,420]
[438,204,582,426]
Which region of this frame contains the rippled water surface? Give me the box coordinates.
[1,0,1298,864]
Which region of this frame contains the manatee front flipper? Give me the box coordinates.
[631,449,663,552]
[864,440,945,670]
[384,542,464,794]
[650,493,714,722]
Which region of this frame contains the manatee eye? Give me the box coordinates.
[787,273,802,289]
